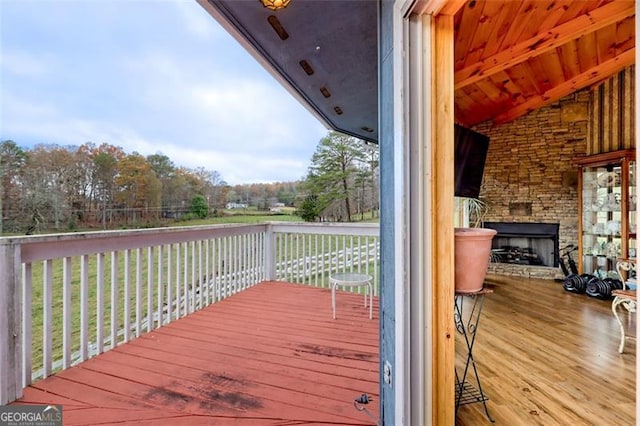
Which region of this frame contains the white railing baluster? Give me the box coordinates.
[157,245,164,328]
[96,253,105,355]
[242,234,247,290]
[167,245,173,322]
[212,239,218,302]
[233,235,238,293]
[190,241,195,312]
[222,237,228,298]
[283,233,287,281]
[343,235,347,272]
[198,240,204,309]
[328,236,333,277]
[258,233,262,282]
[22,263,32,387]
[147,247,153,332]
[62,257,72,369]
[123,250,131,342]
[302,234,307,284]
[135,248,142,336]
[42,260,53,377]
[175,243,181,320]
[80,255,89,361]
[314,234,318,286]
[110,252,118,350]
[204,240,210,305]
[183,242,188,317]
[321,235,325,287]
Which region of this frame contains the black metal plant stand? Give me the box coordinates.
[454,285,495,423]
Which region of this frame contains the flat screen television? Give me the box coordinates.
[454,124,490,199]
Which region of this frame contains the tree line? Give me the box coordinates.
[0,141,299,235]
[0,132,379,234]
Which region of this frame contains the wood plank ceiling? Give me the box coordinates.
[453,0,635,128]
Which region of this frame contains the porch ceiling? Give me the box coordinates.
[198,0,635,142]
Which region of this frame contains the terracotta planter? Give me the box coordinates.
[454,227,497,293]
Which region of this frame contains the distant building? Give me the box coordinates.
[226,202,248,209]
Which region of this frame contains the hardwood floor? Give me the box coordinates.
[455,274,636,425]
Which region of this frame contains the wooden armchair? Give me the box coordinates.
[612,259,637,353]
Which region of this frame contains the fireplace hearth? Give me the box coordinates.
[483,222,560,267]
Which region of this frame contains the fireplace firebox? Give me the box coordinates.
[482,222,560,267]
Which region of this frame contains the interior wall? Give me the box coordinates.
[473,89,590,279]
[474,67,637,279]
[589,66,636,155]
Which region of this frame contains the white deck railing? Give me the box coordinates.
[0,222,379,404]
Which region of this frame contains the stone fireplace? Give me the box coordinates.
[472,90,590,280]
[483,222,559,268]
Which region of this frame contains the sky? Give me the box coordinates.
[0,0,328,185]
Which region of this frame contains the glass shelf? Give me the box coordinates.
[578,150,635,277]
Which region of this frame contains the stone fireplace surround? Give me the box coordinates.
[472,90,589,280]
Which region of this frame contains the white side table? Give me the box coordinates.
[329,272,373,319]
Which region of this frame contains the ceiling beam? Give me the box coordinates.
[454,1,635,90]
[492,48,635,125]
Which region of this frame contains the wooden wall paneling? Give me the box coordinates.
[623,67,635,149]
[592,83,603,155]
[612,73,622,151]
[588,67,636,155]
[603,79,612,153]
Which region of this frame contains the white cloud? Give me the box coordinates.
[173,0,222,40]
[0,50,52,77]
[0,0,329,184]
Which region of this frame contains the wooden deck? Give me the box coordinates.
[12,275,637,425]
[14,282,380,425]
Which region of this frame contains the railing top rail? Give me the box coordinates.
[4,224,268,263]
[269,222,379,237]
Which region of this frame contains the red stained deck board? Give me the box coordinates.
[154,320,378,372]
[14,282,379,425]
[101,347,375,403]
[129,330,377,382]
